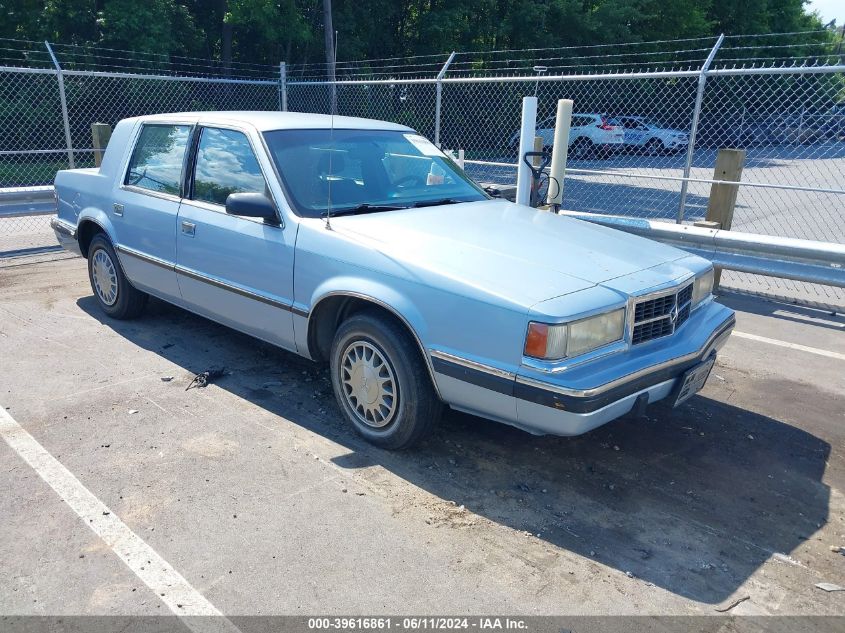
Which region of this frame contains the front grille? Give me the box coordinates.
[632,282,693,345]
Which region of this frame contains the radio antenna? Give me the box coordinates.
[325,30,339,230]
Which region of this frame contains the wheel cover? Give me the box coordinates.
[340,340,398,428]
[92,248,118,306]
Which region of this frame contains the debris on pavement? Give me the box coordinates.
[815,583,845,592]
[773,552,805,567]
[160,376,174,382]
[714,595,750,612]
[128,409,138,415]
[185,367,227,391]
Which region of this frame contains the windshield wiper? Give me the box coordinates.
[412,198,464,208]
[321,203,409,218]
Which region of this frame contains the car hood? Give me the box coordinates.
[331,199,693,308]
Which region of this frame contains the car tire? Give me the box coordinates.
[570,138,592,159]
[644,138,663,156]
[87,234,148,319]
[330,310,442,450]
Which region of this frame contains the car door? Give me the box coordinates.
[568,116,589,145]
[621,118,645,146]
[175,125,297,351]
[112,122,192,301]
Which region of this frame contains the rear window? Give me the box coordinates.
[124,124,191,196]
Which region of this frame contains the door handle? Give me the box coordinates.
[181,221,196,237]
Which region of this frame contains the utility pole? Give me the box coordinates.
[323,0,336,114]
[221,0,232,77]
[323,0,335,83]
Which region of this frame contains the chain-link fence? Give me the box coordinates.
[2,34,844,308]
[288,31,845,308]
[0,40,281,255]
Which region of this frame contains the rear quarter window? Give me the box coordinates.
[124,124,191,196]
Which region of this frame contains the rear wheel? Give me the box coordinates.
[644,138,663,156]
[87,234,148,319]
[330,311,442,449]
[570,137,593,160]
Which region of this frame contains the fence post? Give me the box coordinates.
[91,123,112,168]
[705,148,746,288]
[515,96,538,206]
[279,62,288,111]
[434,51,456,147]
[546,98,573,211]
[44,41,75,169]
[677,33,724,223]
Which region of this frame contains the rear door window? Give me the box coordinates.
[124,124,191,196]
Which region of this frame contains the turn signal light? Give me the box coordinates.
[524,322,549,358]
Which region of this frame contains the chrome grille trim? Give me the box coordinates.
[630,281,694,345]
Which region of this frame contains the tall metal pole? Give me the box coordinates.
[45,41,75,169]
[434,51,456,147]
[677,34,724,223]
[323,0,337,114]
[279,62,288,111]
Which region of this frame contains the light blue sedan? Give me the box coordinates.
[51,112,734,449]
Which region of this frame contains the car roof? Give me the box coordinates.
[126,111,415,133]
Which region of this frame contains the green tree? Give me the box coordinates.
[98,0,202,57]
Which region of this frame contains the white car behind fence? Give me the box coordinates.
[510,113,624,158]
[616,116,689,155]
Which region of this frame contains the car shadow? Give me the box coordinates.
[77,295,831,604]
[720,291,845,329]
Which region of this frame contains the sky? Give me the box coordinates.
[807,0,845,26]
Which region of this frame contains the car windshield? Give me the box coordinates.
[263,128,488,218]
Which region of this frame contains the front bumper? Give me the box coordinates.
[513,301,734,435]
[431,300,734,437]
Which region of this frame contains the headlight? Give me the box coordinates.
[692,268,714,306]
[524,309,626,360]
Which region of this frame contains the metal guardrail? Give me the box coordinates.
[3,181,843,291]
[0,187,56,218]
[560,211,845,289]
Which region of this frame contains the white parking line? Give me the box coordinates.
[0,407,239,632]
[733,330,845,361]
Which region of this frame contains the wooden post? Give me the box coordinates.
[705,148,746,288]
[532,135,543,167]
[532,136,545,208]
[91,123,112,168]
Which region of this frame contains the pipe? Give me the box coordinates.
[433,52,456,147]
[515,96,537,207]
[44,41,75,169]
[677,34,724,223]
[546,99,573,210]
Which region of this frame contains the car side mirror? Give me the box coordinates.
[225,192,277,221]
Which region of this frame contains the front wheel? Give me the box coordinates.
[644,138,664,156]
[570,138,593,160]
[330,311,442,449]
[87,234,148,319]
